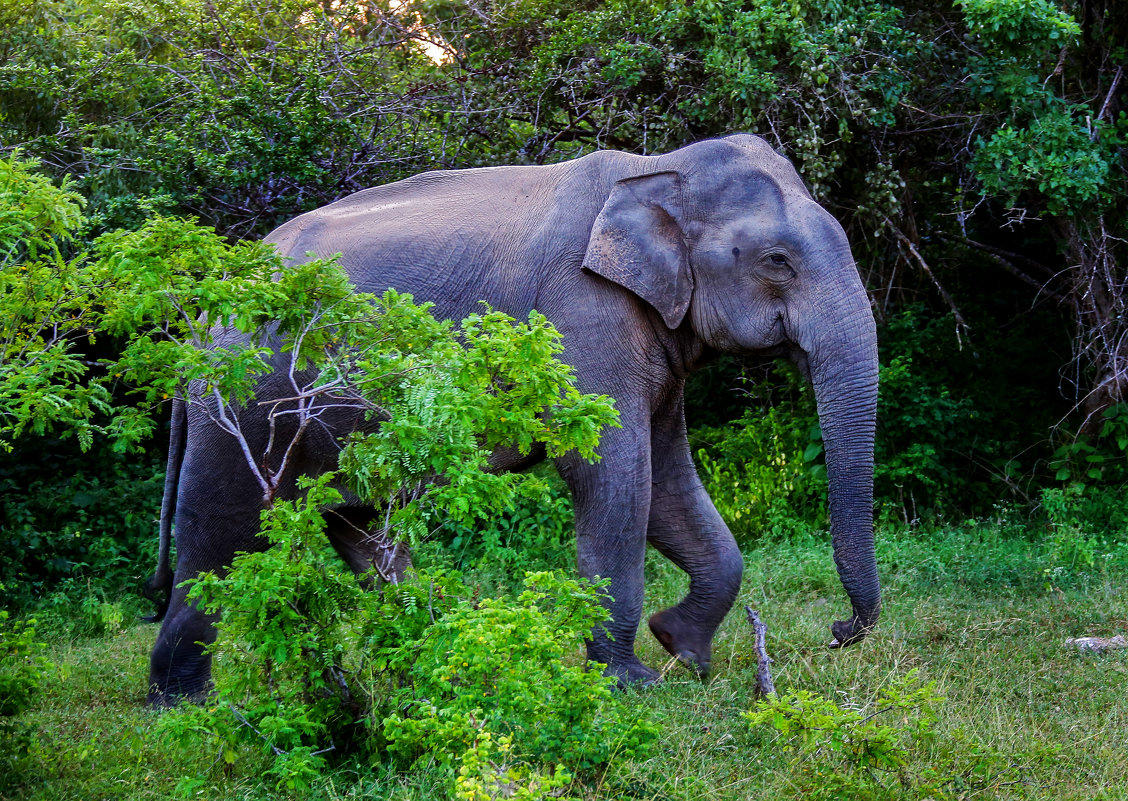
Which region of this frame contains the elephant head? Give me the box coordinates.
[583,135,880,646]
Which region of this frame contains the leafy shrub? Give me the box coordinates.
[162,476,654,796]
[0,439,163,609]
[429,467,575,585]
[0,596,52,787]
[0,604,50,718]
[958,0,1080,53]
[746,671,947,799]
[138,227,631,795]
[873,303,1063,521]
[1038,484,1128,593]
[745,670,1022,800]
[163,476,383,791]
[690,361,826,543]
[974,109,1120,216]
[876,351,977,522]
[1049,402,1128,486]
[383,571,657,793]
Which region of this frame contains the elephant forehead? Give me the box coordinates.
[787,199,851,248]
[678,148,807,206]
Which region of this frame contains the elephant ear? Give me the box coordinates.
[582,171,693,329]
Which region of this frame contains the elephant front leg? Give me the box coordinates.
[556,430,658,685]
[646,397,744,678]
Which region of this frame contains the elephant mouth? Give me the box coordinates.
[788,345,812,381]
[745,338,810,381]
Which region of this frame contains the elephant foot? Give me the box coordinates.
[146,681,213,708]
[648,607,712,678]
[600,657,662,687]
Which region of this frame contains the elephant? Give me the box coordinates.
[146,133,879,703]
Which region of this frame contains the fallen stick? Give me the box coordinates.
[745,606,776,698]
[1065,635,1127,653]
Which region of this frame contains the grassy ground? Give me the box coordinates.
[4,520,1127,800]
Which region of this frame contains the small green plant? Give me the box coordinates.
[1037,484,1128,590]
[1049,403,1128,485]
[745,670,951,799]
[450,731,576,801]
[0,606,50,719]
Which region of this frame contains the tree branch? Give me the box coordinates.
[745,607,776,698]
[885,219,970,343]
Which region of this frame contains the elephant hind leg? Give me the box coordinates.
[647,397,744,678]
[323,507,413,585]
[148,589,217,706]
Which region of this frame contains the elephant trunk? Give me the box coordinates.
[808,289,880,646]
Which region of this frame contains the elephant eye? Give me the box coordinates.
[764,252,796,280]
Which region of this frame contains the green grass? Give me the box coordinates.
[5,521,1128,800]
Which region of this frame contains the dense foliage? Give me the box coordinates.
[3,0,1126,523]
[164,477,654,795]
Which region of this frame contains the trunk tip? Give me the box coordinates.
[828,613,878,648]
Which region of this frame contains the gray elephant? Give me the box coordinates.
[147,133,879,702]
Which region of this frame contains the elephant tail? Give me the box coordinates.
[142,396,185,623]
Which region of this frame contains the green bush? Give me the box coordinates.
[383,571,657,795]
[745,670,1022,800]
[695,405,827,543]
[874,304,1063,521]
[0,0,452,235]
[746,671,947,799]
[0,440,163,609]
[428,467,575,585]
[130,220,627,796]
[162,476,384,791]
[875,312,980,521]
[690,361,825,543]
[0,595,52,788]
[162,476,654,797]
[0,605,49,718]
[1049,402,1128,486]
[974,109,1120,216]
[1038,484,1128,594]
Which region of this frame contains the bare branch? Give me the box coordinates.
[885,219,970,343]
[1092,66,1123,139]
[745,607,776,699]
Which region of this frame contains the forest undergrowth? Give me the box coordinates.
[4,508,1127,801]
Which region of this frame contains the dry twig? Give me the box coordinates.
[745,606,776,698]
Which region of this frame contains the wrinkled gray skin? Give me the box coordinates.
[147,134,879,703]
